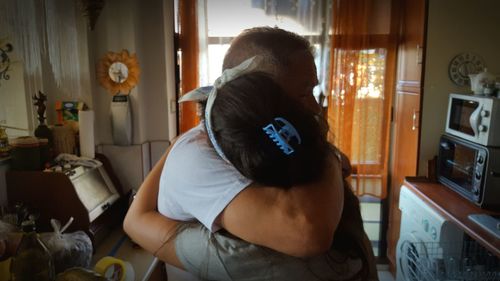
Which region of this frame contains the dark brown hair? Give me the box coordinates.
[209,72,329,187]
[223,27,315,76]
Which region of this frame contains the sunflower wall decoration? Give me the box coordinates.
[97,50,140,95]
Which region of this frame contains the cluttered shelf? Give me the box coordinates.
[0,224,165,280]
[0,151,167,280]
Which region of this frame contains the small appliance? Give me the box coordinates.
[437,134,500,210]
[445,93,500,147]
[397,185,464,281]
[397,186,499,281]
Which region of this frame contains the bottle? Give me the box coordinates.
[0,233,21,261]
[10,219,55,281]
[0,233,22,281]
[0,125,9,158]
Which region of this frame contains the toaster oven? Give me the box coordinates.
[437,134,500,210]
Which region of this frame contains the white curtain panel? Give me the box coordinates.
[0,0,88,99]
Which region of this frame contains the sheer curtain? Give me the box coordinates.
[0,0,89,131]
[0,0,87,98]
[178,0,200,133]
[327,0,399,198]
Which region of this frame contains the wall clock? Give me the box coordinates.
[97,50,140,95]
[448,52,485,86]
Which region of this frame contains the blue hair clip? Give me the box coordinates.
[262,117,302,155]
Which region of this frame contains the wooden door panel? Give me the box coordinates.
[386,0,426,274]
[387,91,421,271]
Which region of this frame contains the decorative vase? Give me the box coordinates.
[34,124,52,144]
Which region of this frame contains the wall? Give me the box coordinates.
[1,0,94,134]
[0,0,176,195]
[0,46,29,137]
[90,0,176,145]
[89,0,176,191]
[418,0,500,175]
[2,0,178,145]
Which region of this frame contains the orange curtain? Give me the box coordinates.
[178,0,199,133]
[327,0,399,199]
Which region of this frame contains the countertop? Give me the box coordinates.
[404,177,500,257]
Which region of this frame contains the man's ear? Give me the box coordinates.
[339,151,352,178]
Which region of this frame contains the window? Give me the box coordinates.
[199,0,330,93]
[328,47,391,257]
[176,0,395,258]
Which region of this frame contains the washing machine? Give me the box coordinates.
[396,185,464,281]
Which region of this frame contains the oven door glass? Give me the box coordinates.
[439,139,477,193]
[448,98,479,136]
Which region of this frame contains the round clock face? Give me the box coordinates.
[448,53,485,86]
[97,50,140,95]
[108,62,129,83]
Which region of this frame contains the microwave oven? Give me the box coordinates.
[445,93,500,147]
[437,134,500,210]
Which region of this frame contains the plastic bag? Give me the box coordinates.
[0,214,19,255]
[55,267,107,281]
[0,220,17,239]
[0,218,17,261]
[40,217,93,274]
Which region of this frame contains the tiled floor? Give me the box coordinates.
[360,196,395,281]
[378,270,395,281]
[377,264,395,281]
[360,199,383,256]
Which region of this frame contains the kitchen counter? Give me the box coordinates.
[404,177,500,257]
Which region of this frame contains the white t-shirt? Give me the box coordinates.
[158,123,251,232]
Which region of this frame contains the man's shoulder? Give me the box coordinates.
[176,124,207,146]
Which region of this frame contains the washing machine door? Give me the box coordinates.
[396,232,433,281]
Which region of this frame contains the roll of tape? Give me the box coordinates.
[0,258,11,281]
[94,256,135,281]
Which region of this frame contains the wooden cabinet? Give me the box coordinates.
[386,0,427,274]
[387,87,421,273]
